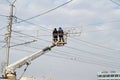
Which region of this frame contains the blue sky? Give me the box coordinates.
[0,0,120,80]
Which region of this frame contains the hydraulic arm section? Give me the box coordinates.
[2,44,56,80]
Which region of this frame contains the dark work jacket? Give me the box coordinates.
[58,30,64,37]
[53,30,58,38]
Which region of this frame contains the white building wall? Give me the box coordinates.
[97,71,120,80]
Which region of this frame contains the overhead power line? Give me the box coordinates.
[65,45,108,58]
[0,15,8,17]
[0,27,6,31]
[10,47,120,69]
[16,0,73,23]
[78,19,120,28]
[6,0,11,4]
[15,17,51,31]
[10,40,37,47]
[110,0,120,6]
[6,0,17,5]
[70,37,117,51]
[12,30,51,43]
[45,54,120,69]
[12,48,34,53]
[65,45,120,61]
[52,50,120,65]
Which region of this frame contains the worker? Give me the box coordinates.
[52,28,58,42]
[58,27,64,42]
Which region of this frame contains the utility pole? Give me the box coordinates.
[6,4,14,67]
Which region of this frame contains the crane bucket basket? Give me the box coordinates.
[53,31,68,46]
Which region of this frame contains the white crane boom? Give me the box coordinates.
[1,31,68,80]
[5,44,56,74]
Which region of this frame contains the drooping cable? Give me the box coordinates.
[45,53,120,69]
[69,37,118,51]
[0,15,8,17]
[12,30,51,43]
[110,0,120,6]
[51,50,120,66]
[65,45,120,61]
[16,0,73,23]
[14,17,51,31]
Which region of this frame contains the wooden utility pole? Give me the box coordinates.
[6,4,14,67]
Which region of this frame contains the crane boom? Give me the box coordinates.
[5,44,56,74]
[1,30,68,80]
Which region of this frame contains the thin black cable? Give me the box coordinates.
[0,34,5,37]
[22,44,43,50]
[52,50,105,61]
[17,0,73,23]
[12,37,36,43]
[10,43,120,69]
[11,31,52,49]
[45,54,120,69]
[15,13,120,37]
[13,6,17,19]
[10,40,36,48]
[65,45,108,58]
[110,0,120,6]
[53,52,117,66]
[15,17,51,32]
[11,42,40,50]
[52,49,120,64]
[6,0,17,5]
[0,15,8,17]
[0,40,5,43]
[69,37,117,51]
[11,27,120,37]
[0,44,6,49]
[11,47,120,69]
[12,29,120,61]
[12,48,34,53]
[12,0,17,4]
[51,50,101,63]
[12,30,51,43]
[0,32,6,37]
[10,40,118,65]
[18,64,29,80]
[6,0,12,5]
[5,36,45,50]
[82,28,120,33]
[12,44,120,67]
[77,19,120,29]
[0,27,6,31]
[11,37,43,49]
[52,49,88,58]
[65,45,120,61]
[68,36,120,58]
